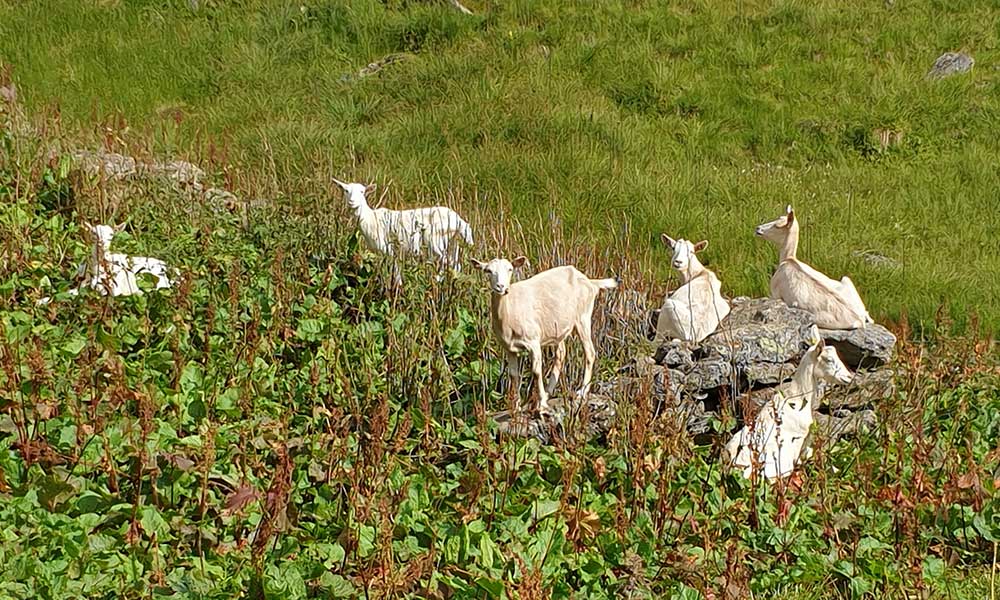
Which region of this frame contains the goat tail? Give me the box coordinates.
[591,277,619,291]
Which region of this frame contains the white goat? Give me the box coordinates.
[724,332,854,480]
[471,257,618,414]
[756,205,872,329]
[654,235,731,344]
[38,223,174,303]
[333,178,473,283]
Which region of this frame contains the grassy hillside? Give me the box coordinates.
[1,119,998,598]
[1,0,999,332]
[1,1,1000,599]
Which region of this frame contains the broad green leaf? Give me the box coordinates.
[317,573,356,598]
[358,525,376,558]
[139,506,169,538]
[296,318,324,342]
[530,499,561,521]
[61,335,87,357]
[672,583,701,600]
[180,363,204,394]
[475,577,504,599]
[922,556,945,582]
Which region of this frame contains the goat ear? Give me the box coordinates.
[816,337,826,351]
[512,256,528,269]
[114,223,127,233]
[693,240,708,252]
[661,234,675,248]
[364,183,376,195]
[470,258,486,271]
[332,177,348,190]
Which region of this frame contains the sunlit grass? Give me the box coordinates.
[1,0,999,332]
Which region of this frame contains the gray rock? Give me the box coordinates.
[493,410,549,443]
[685,298,815,394]
[651,339,694,369]
[851,250,901,269]
[72,152,206,188]
[701,298,815,367]
[684,356,734,392]
[743,361,796,386]
[203,187,240,212]
[812,410,877,445]
[0,83,15,104]
[499,295,896,447]
[493,394,617,444]
[598,370,712,435]
[140,160,205,186]
[448,0,474,15]
[73,150,137,180]
[648,296,899,400]
[824,368,895,411]
[341,53,413,83]
[818,325,896,369]
[927,52,974,80]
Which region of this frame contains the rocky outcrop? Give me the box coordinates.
[818,326,896,369]
[72,150,204,187]
[649,297,895,398]
[495,297,897,450]
[68,149,265,221]
[493,394,617,445]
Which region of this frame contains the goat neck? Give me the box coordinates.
[677,253,709,285]
[786,347,820,409]
[88,237,112,279]
[489,288,511,338]
[777,219,800,263]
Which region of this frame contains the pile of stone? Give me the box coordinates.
[497,297,896,446]
[69,149,267,222]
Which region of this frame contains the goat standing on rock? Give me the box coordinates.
[654,235,730,344]
[472,257,618,415]
[333,178,474,284]
[756,205,872,329]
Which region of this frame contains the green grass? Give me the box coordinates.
[1,0,999,332]
[0,153,997,596]
[1,2,1000,598]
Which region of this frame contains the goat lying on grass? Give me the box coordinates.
[333,178,473,284]
[654,235,730,344]
[756,205,872,329]
[37,223,174,304]
[724,331,853,480]
[472,256,618,415]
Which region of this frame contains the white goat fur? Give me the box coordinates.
[724,333,853,480]
[472,257,618,414]
[333,178,473,280]
[654,235,730,344]
[756,205,872,329]
[40,223,174,302]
